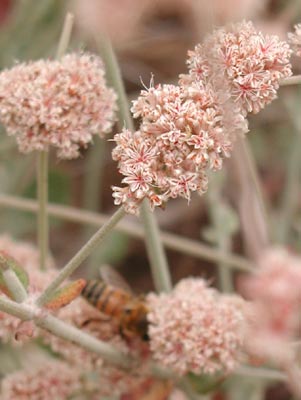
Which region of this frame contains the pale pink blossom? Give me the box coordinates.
[147,278,247,375]
[1,360,81,400]
[185,21,292,116]
[112,81,247,214]
[0,235,56,344]
[288,24,301,57]
[0,53,117,159]
[240,247,301,365]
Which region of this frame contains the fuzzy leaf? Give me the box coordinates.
[44,279,86,311]
[0,251,29,298]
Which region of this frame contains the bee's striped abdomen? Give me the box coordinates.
[82,280,131,317]
[82,280,107,307]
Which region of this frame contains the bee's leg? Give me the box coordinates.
[80,316,110,328]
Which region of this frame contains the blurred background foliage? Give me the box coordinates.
[0,1,300,397]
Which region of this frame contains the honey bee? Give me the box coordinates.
[81,265,149,341]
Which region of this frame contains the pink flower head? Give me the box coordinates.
[185,20,292,115]
[1,360,81,400]
[147,278,247,375]
[112,81,247,214]
[0,53,117,159]
[240,247,301,364]
[288,24,301,57]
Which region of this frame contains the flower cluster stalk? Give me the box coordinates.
[1,269,27,303]
[36,206,126,307]
[97,35,172,292]
[37,150,48,271]
[0,193,253,272]
[0,295,131,368]
[36,13,74,271]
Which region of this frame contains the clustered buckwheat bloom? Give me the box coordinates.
[147,278,247,376]
[240,247,301,365]
[112,20,291,214]
[184,20,292,116]
[112,80,246,214]
[0,53,117,159]
[288,24,301,57]
[1,360,81,400]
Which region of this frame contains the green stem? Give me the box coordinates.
[140,199,172,292]
[2,270,28,303]
[97,36,172,293]
[0,296,131,368]
[37,150,48,271]
[281,75,301,86]
[35,14,74,271]
[0,194,253,272]
[83,139,106,272]
[96,36,134,131]
[83,139,105,213]
[230,138,269,260]
[55,12,74,59]
[207,184,234,292]
[36,206,126,307]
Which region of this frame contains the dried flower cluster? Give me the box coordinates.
[184,20,292,115]
[112,21,291,214]
[147,278,247,375]
[288,24,301,57]
[1,360,81,400]
[240,247,301,364]
[0,53,117,159]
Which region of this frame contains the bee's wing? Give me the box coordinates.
[99,264,133,294]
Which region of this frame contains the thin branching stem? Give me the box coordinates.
[0,295,131,368]
[36,206,126,307]
[37,150,48,271]
[36,13,74,271]
[0,193,253,272]
[281,75,301,86]
[97,36,172,292]
[140,200,172,292]
[1,270,27,303]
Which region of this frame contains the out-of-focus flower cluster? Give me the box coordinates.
[288,24,301,58]
[184,20,292,115]
[42,295,153,398]
[112,21,292,214]
[1,360,81,400]
[0,235,56,344]
[0,53,117,159]
[240,247,301,365]
[0,236,155,398]
[147,278,247,376]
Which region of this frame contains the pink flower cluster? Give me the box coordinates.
[288,24,301,57]
[147,278,247,375]
[0,53,117,159]
[112,21,291,214]
[1,360,81,400]
[185,20,292,115]
[240,247,301,364]
[112,81,244,214]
